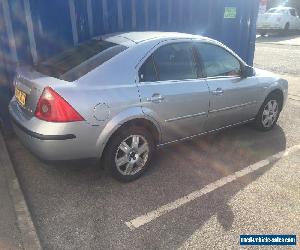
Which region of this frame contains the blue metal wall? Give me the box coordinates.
[0,0,259,129]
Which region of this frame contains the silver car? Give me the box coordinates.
[9,32,288,181]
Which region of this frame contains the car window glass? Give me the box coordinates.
[267,8,286,14]
[195,43,241,78]
[34,40,127,81]
[153,43,197,81]
[139,56,157,82]
[267,8,279,13]
[290,9,296,16]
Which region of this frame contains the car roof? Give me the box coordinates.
[97,31,212,47]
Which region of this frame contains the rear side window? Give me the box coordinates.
[153,43,197,81]
[139,56,158,82]
[34,40,127,81]
[195,43,241,78]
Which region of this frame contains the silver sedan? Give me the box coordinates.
[9,32,288,182]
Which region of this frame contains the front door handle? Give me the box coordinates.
[147,93,164,103]
[212,88,224,95]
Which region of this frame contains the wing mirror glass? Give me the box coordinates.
[242,65,254,78]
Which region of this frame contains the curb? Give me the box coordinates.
[0,133,42,250]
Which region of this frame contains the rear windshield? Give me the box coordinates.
[34,40,127,81]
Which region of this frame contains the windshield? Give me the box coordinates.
[34,40,127,81]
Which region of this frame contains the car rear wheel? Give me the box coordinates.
[282,23,290,35]
[254,94,282,131]
[260,31,267,36]
[103,126,154,182]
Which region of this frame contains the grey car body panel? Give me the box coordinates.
[255,68,288,107]
[9,32,288,161]
[204,76,261,130]
[95,106,162,158]
[138,79,210,142]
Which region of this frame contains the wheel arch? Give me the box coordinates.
[96,108,161,159]
[265,88,284,111]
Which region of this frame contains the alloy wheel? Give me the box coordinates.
[114,135,149,176]
[261,99,279,128]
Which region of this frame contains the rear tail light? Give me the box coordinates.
[35,87,84,122]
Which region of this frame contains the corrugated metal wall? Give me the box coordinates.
[0,0,259,128]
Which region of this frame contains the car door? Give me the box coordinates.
[290,9,300,29]
[288,9,297,29]
[137,42,210,143]
[194,42,260,131]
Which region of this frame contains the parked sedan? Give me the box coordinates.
[257,7,300,36]
[9,32,288,182]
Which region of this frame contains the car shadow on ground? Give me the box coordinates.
[5,124,287,249]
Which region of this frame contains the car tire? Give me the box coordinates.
[103,125,154,182]
[260,31,267,36]
[254,93,282,132]
[282,23,290,35]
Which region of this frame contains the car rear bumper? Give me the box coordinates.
[11,114,76,140]
[9,99,101,161]
[257,27,283,31]
[257,22,284,31]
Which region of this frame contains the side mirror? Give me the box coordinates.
[242,65,254,78]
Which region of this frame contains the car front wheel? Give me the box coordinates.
[103,125,154,182]
[254,94,282,131]
[282,23,290,35]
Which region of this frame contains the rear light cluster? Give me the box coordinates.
[35,87,84,122]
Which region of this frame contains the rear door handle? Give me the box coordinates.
[212,88,224,95]
[147,93,164,103]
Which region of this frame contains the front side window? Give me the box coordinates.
[152,43,198,81]
[195,43,241,78]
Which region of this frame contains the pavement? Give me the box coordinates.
[255,34,300,77]
[1,34,300,249]
[0,131,41,250]
[0,133,23,250]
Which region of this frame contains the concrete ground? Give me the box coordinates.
[0,131,41,250]
[3,34,300,249]
[255,35,300,76]
[0,134,22,250]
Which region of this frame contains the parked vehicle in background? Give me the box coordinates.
[9,32,288,182]
[257,7,300,35]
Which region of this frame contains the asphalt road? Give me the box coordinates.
[5,35,300,249]
[255,34,300,75]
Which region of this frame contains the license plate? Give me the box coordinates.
[15,88,27,106]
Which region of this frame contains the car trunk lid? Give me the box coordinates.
[14,66,70,118]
